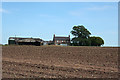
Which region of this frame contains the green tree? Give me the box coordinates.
[71,25,91,46]
[71,37,91,46]
[71,25,91,38]
[89,36,104,46]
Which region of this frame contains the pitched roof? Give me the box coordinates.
[9,37,43,42]
[54,36,70,41]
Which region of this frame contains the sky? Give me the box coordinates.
[1,2,118,46]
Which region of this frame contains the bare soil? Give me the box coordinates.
[2,46,118,78]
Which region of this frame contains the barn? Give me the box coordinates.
[8,37,43,46]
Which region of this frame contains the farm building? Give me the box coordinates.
[43,41,54,45]
[8,37,43,46]
[53,34,70,46]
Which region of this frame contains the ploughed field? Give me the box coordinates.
[2,46,118,78]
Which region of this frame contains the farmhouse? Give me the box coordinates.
[8,37,43,46]
[53,34,70,46]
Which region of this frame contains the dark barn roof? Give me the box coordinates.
[9,37,43,42]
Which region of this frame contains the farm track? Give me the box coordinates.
[2,46,119,78]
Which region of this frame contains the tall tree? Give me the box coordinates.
[71,25,91,46]
[71,25,91,39]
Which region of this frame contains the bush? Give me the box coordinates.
[71,38,91,46]
[89,36,104,46]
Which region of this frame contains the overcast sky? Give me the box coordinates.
[1,2,118,46]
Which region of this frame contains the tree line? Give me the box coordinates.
[70,25,104,46]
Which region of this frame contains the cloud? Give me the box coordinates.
[39,14,55,18]
[38,14,66,23]
[68,8,85,17]
[0,8,9,13]
[87,5,115,11]
[69,5,115,17]
[69,11,83,17]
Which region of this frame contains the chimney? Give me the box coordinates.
[68,35,70,38]
[53,34,55,41]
